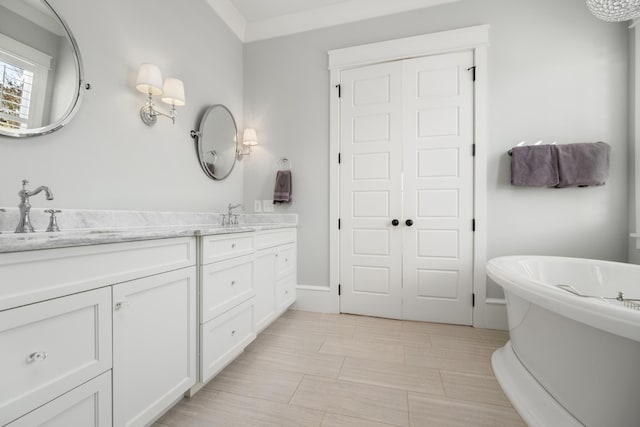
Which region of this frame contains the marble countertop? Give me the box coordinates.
[0,209,297,253]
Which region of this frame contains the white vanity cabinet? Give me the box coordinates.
[0,237,197,427]
[254,228,297,332]
[0,222,297,423]
[198,233,257,384]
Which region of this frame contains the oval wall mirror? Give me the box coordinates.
[0,0,84,138]
[192,104,238,180]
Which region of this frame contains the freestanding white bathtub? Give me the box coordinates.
[487,256,640,427]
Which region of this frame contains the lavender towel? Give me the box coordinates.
[510,145,559,186]
[274,170,292,203]
[555,142,610,187]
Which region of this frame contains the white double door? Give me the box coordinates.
[339,51,475,325]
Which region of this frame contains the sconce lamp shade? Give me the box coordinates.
[136,63,163,95]
[161,78,186,106]
[243,128,258,146]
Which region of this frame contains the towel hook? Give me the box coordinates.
[278,157,292,170]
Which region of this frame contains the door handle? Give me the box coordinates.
[391,219,399,226]
[405,219,414,227]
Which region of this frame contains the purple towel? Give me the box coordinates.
[510,145,559,187]
[274,170,292,203]
[555,142,610,187]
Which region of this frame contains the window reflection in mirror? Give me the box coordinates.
[0,0,82,137]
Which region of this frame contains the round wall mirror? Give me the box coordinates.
[192,104,238,180]
[0,0,84,138]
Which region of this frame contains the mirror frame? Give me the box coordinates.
[0,0,85,138]
[192,104,239,181]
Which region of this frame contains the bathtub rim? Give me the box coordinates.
[487,255,640,342]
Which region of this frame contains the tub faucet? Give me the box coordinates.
[15,179,54,233]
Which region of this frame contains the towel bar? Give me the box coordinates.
[508,141,557,156]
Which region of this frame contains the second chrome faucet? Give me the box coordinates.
[222,203,243,227]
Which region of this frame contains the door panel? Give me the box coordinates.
[340,51,474,325]
[339,61,403,319]
[402,51,474,325]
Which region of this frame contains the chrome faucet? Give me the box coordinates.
[222,203,243,226]
[15,179,54,233]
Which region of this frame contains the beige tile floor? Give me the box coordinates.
[155,310,526,427]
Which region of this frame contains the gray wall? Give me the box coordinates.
[0,0,244,212]
[243,0,630,293]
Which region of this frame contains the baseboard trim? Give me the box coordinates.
[291,283,339,313]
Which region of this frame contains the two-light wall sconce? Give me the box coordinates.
[237,128,258,159]
[135,63,185,126]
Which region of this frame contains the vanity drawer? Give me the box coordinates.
[0,237,196,311]
[200,298,255,383]
[276,273,296,311]
[254,228,296,250]
[201,255,255,323]
[200,233,254,264]
[8,371,112,427]
[276,243,296,278]
[0,287,112,426]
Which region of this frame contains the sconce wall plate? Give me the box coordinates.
[140,105,158,126]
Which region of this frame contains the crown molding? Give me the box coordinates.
[207,0,459,43]
[205,0,247,41]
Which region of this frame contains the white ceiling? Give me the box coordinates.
[205,0,459,42]
[231,0,350,22]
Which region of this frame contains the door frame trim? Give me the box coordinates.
[328,25,496,328]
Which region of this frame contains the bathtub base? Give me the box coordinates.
[492,342,582,427]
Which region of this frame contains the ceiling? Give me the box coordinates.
[205,0,459,42]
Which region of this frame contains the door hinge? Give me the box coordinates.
[467,66,476,81]
[472,143,476,157]
[338,152,341,164]
[336,84,341,98]
[472,293,475,307]
[338,284,341,295]
[472,219,476,232]
[338,218,341,230]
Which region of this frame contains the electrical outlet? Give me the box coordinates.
[263,200,274,212]
[254,200,262,212]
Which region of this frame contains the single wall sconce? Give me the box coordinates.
[237,128,258,159]
[135,63,185,126]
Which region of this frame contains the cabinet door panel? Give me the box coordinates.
[254,249,276,333]
[200,233,254,264]
[8,371,111,427]
[276,244,296,278]
[276,272,296,312]
[254,228,296,250]
[0,237,195,311]
[200,299,255,383]
[201,255,254,323]
[0,288,111,426]
[113,267,196,427]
